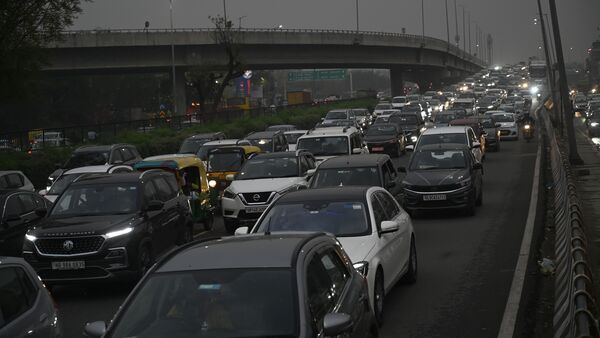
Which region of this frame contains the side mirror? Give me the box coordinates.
[305,168,316,178]
[397,166,407,173]
[380,220,400,233]
[321,117,325,121]
[225,174,235,181]
[34,208,47,218]
[234,226,249,236]
[84,321,107,338]
[495,123,501,128]
[146,200,164,212]
[323,313,353,337]
[424,121,434,128]
[39,189,47,196]
[352,148,362,154]
[471,142,481,149]
[473,162,483,170]
[405,145,414,152]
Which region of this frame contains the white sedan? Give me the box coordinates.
[235,185,417,325]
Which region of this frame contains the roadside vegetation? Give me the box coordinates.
[0,98,376,188]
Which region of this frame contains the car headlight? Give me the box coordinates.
[353,261,369,276]
[223,189,236,199]
[591,122,599,127]
[524,124,531,130]
[487,105,494,109]
[208,179,217,188]
[105,227,133,239]
[25,233,37,242]
[411,136,418,143]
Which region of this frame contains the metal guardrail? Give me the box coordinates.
[58,28,485,66]
[541,102,600,337]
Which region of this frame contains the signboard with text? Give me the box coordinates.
[287,69,347,82]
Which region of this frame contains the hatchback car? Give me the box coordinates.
[237,186,417,325]
[23,171,194,283]
[492,112,519,140]
[388,112,425,146]
[400,143,483,216]
[1,190,51,257]
[0,171,34,192]
[0,257,61,338]
[245,131,288,153]
[415,126,483,164]
[83,233,379,338]
[310,154,403,200]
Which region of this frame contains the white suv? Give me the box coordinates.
[415,126,483,164]
[221,150,317,233]
[296,126,369,162]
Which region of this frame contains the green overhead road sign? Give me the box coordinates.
[287,70,347,82]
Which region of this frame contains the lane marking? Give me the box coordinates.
[497,136,542,338]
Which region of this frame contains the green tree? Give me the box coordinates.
[0,0,86,100]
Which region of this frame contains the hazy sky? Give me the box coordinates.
[71,0,600,65]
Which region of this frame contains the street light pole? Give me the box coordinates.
[223,0,228,23]
[355,0,359,33]
[453,0,459,48]
[445,0,450,47]
[461,5,466,52]
[421,0,425,39]
[468,11,471,55]
[169,0,177,115]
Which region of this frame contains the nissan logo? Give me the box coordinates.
[252,194,261,202]
[63,240,74,252]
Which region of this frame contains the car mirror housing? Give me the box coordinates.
[380,220,400,233]
[234,226,249,236]
[225,174,235,182]
[305,168,316,178]
[405,145,414,152]
[352,148,362,154]
[472,142,481,149]
[146,200,164,212]
[34,208,48,218]
[84,321,107,338]
[323,313,353,336]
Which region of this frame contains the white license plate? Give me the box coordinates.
[372,147,384,152]
[51,261,85,270]
[423,194,447,201]
[246,206,267,214]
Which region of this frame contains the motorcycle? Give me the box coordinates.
[523,123,534,142]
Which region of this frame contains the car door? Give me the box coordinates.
[304,247,369,337]
[369,192,398,291]
[0,194,29,256]
[382,160,402,198]
[152,176,181,249]
[467,128,482,163]
[0,265,50,338]
[375,190,410,284]
[142,180,170,255]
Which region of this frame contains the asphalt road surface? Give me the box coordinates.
[51,136,538,338]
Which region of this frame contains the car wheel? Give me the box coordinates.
[136,243,153,279]
[224,218,238,234]
[401,237,418,284]
[374,269,385,326]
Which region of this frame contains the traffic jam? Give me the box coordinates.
[2,64,540,338]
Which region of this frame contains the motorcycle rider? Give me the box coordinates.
[522,112,535,139]
[521,112,535,126]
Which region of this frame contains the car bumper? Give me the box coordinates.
[402,186,473,211]
[367,142,399,154]
[499,128,518,140]
[222,196,271,224]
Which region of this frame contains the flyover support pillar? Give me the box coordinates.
[171,68,187,116]
[390,68,405,97]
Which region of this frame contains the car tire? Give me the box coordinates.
[136,243,153,279]
[401,237,418,284]
[224,218,238,234]
[374,269,385,327]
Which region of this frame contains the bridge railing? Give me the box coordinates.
[540,100,600,337]
[59,28,485,66]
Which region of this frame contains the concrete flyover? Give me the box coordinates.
[44,28,487,107]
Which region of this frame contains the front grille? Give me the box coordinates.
[241,192,272,204]
[407,184,462,192]
[35,236,105,255]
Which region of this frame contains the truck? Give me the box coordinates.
[286,91,312,105]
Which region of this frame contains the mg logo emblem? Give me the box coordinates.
[252,194,261,202]
[63,240,74,252]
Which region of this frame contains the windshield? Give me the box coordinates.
[197,145,224,161]
[410,149,467,170]
[108,269,297,338]
[179,139,210,154]
[374,104,392,110]
[452,102,473,109]
[297,137,349,156]
[64,151,109,168]
[52,183,139,217]
[418,133,467,146]
[389,115,417,126]
[435,114,456,124]
[237,157,298,179]
[207,152,244,172]
[392,97,406,103]
[311,167,380,188]
[407,95,420,101]
[481,119,496,128]
[493,114,514,122]
[47,174,79,195]
[284,133,303,144]
[325,111,348,120]
[257,201,370,237]
[366,125,397,136]
[247,139,273,152]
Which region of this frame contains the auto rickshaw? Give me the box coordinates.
[133,154,215,232]
[206,145,261,205]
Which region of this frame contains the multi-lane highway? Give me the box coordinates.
[51,136,538,338]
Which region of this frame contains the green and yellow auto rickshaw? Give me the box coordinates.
[206,145,261,204]
[134,154,215,232]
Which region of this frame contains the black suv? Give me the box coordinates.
[245,131,288,153]
[47,144,142,190]
[23,171,193,283]
[178,132,226,154]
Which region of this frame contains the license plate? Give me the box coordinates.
[423,194,446,201]
[51,261,85,270]
[246,206,267,214]
[372,147,384,152]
